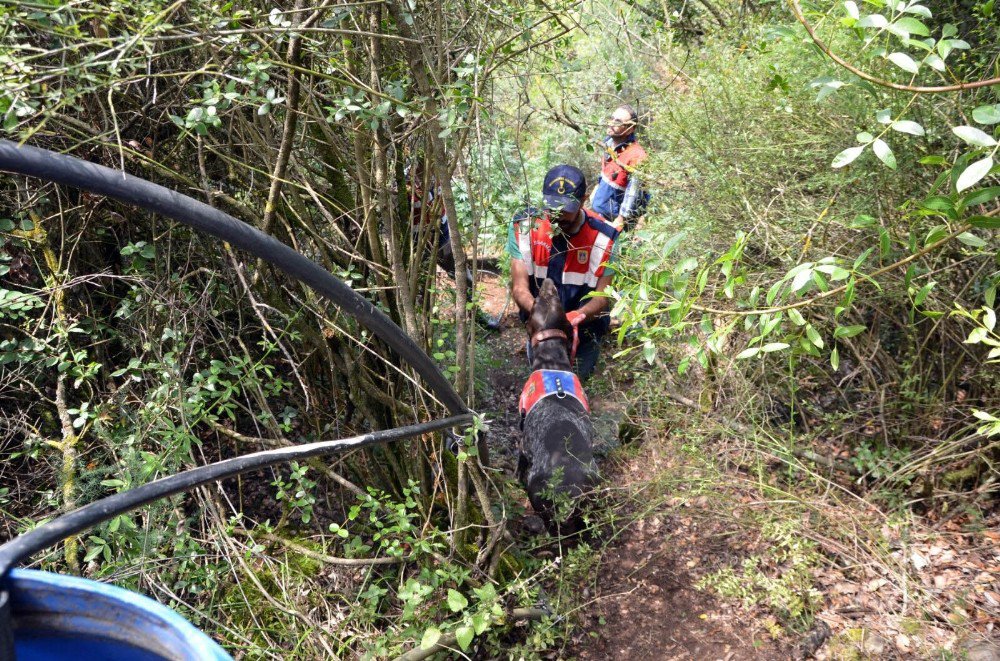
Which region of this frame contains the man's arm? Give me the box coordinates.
[510,258,535,316]
[573,273,613,324]
[614,175,642,229]
[507,217,536,315]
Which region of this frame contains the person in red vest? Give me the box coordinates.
[589,104,648,231]
[508,164,619,380]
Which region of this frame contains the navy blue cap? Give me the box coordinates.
[541,165,586,214]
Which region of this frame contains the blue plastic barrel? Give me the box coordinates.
[3,569,231,660]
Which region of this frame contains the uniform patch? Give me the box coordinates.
[577,250,589,264]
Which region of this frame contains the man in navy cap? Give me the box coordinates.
[507,164,619,380]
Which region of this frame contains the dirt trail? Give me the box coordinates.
[473,272,790,659]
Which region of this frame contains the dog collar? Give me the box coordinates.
[530,328,568,347]
[519,369,589,418]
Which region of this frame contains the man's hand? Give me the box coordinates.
[566,310,586,327]
[612,215,625,231]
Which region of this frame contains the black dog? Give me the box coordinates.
[518,279,597,533]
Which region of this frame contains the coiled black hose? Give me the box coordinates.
[0,139,468,416]
[0,139,481,659]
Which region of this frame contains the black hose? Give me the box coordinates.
[0,414,472,578]
[0,139,467,416]
[0,140,483,658]
[0,413,472,661]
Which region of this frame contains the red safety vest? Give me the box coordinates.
[513,210,615,290]
[600,140,647,192]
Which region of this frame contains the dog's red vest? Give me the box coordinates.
[519,369,589,418]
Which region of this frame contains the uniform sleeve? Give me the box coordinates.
[592,231,618,278]
[507,218,522,259]
[604,234,619,266]
[619,175,642,218]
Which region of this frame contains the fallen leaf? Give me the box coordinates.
[867,578,889,592]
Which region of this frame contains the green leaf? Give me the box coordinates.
[925,53,946,72]
[447,589,469,612]
[813,271,829,292]
[953,126,998,148]
[761,342,790,353]
[887,52,919,73]
[806,324,824,348]
[791,267,814,292]
[472,612,490,635]
[956,156,994,193]
[854,247,875,269]
[832,146,865,168]
[799,335,821,356]
[788,309,806,326]
[972,105,1000,125]
[643,342,656,365]
[736,347,760,359]
[834,325,866,339]
[766,280,783,305]
[902,4,932,17]
[891,120,925,136]
[965,326,988,344]
[857,14,888,27]
[919,155,949,166]
[455,626,474,651]
[894,17,929,35]
[913,281,935,306]
[872,138,896,169]
[421,627,442,650]
[969,215,1000,229]
[957,232,987,248]
[963,187,1000,208]
[83,544,105,563]
[920,195,957,218]
[831,346,840,370]
[924,224,949,246]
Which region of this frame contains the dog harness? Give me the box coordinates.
[518,369,590,419]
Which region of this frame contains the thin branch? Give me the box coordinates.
[788,0,1000,93]
[691,221,976,316]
